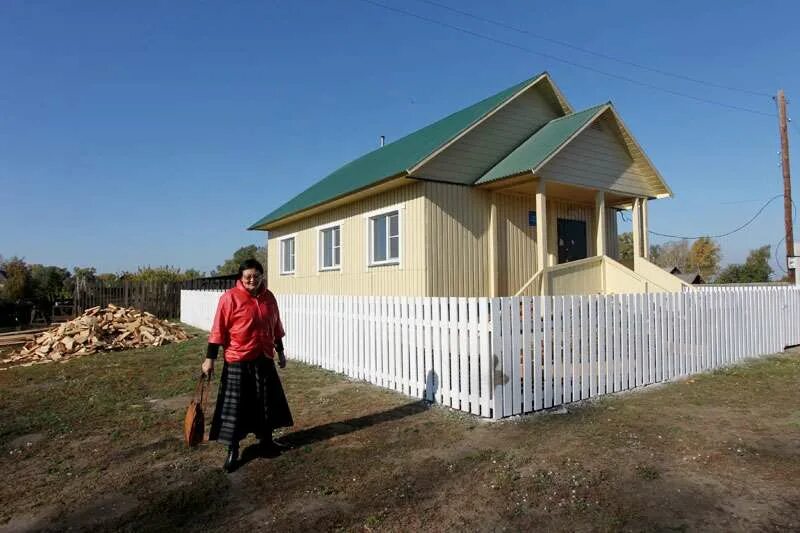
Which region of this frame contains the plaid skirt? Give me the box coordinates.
[209,356,294,446]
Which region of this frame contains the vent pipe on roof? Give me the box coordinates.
[379,135,385,148]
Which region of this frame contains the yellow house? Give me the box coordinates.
[249,72,689,297]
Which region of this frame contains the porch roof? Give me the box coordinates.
[476,104,608,185]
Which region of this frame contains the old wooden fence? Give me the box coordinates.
[75,278,236,319]
[180,287,800,419]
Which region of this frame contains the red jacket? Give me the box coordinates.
[208,281,285,363]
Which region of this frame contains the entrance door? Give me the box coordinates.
[557,218,587,264]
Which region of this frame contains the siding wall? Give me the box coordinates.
[423,182,620,297]
[496,193,538,296]
[266,182,427,296]
[269,181,622,298]
[423,181,491,296]
[416,87,562,184]
[538,114,654,197]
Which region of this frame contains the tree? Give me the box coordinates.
[96,273,120,284]
[214,245,267,275]
[648,243,663,265]
[30,265,71,304]
[618,232,633,260]
[716,245,772,284]
[618,232,663,262]
[72,267,97,283]
[688,236,721,280]
[184,269,203,280]
[0,257,32,301]
[65,266,97,297]
[125,266,204,283]
[652,240,690,272]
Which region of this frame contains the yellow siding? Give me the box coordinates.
[633,256,691,292]
[495,192,538,295]
[423,182,491,296]
[269,180,626,298]
[546,257,604,296]
[267,182,427,296]
[416,87,562,183]
[538,114,654,197]
[603,258,648,294]
[423,182,620,297]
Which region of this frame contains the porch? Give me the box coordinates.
[483,177,687,296]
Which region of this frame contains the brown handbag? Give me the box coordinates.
[184,373,210,448]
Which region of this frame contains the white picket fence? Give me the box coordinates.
[180,287,800,419]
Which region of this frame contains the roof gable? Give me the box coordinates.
[476,104,608,185]
[249,73,551,229]
[476,104,672,199]
[412,82,567,185]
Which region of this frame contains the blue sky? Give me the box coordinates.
[1,0,799,274]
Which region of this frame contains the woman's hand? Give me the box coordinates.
[277,352,287,369]
[201,358,215,378]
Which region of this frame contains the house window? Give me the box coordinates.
[369,210,400,265]
[279,237,295,274]
[319,226,341,270]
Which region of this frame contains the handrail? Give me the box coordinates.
[633,255,694,291]
[514,268,544,297]
[545,255,603,273]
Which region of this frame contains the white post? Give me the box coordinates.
[488,193,499,297]
[595,191,607,257]
[536,180,549,294]
[642,198,650,259]
[632,198,643,258]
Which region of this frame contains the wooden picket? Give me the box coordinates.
[181,286,800,419]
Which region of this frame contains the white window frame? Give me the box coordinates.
[317,221,342,272]
[364,204,404,268]
[278,234,296,275]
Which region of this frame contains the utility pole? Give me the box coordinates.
[777,89,795,283]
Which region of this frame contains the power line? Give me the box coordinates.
[354,0,777,118]
[415,0,772,99]
[774,236,787,274]
[649,194,784,240]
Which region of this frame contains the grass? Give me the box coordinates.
[1,328,799,531]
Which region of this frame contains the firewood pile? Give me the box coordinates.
[1,305,189,368]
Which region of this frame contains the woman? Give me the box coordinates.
[201,259,293,472]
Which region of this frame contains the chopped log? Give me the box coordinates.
[1,305,190,369]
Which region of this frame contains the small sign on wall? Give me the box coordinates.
[528,210,537,227]
[788,256,800,269]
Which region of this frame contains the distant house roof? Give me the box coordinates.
[676,272,705,284]
[663,266,704,284]
[250,72,671,230]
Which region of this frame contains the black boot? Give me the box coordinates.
[259,437,286,457]
[223,444,239,472]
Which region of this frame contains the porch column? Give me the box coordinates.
[632,197,643,258]
[642,198,650,259]
[595,191,606,256]
[488,193,499,297]
[536,180,548,271]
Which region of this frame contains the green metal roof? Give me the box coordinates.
[475,103,609,185]
[248,74,545,230]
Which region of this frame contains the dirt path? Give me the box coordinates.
[1,335,799,531]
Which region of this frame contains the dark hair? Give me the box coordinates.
[238,259,264,278]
